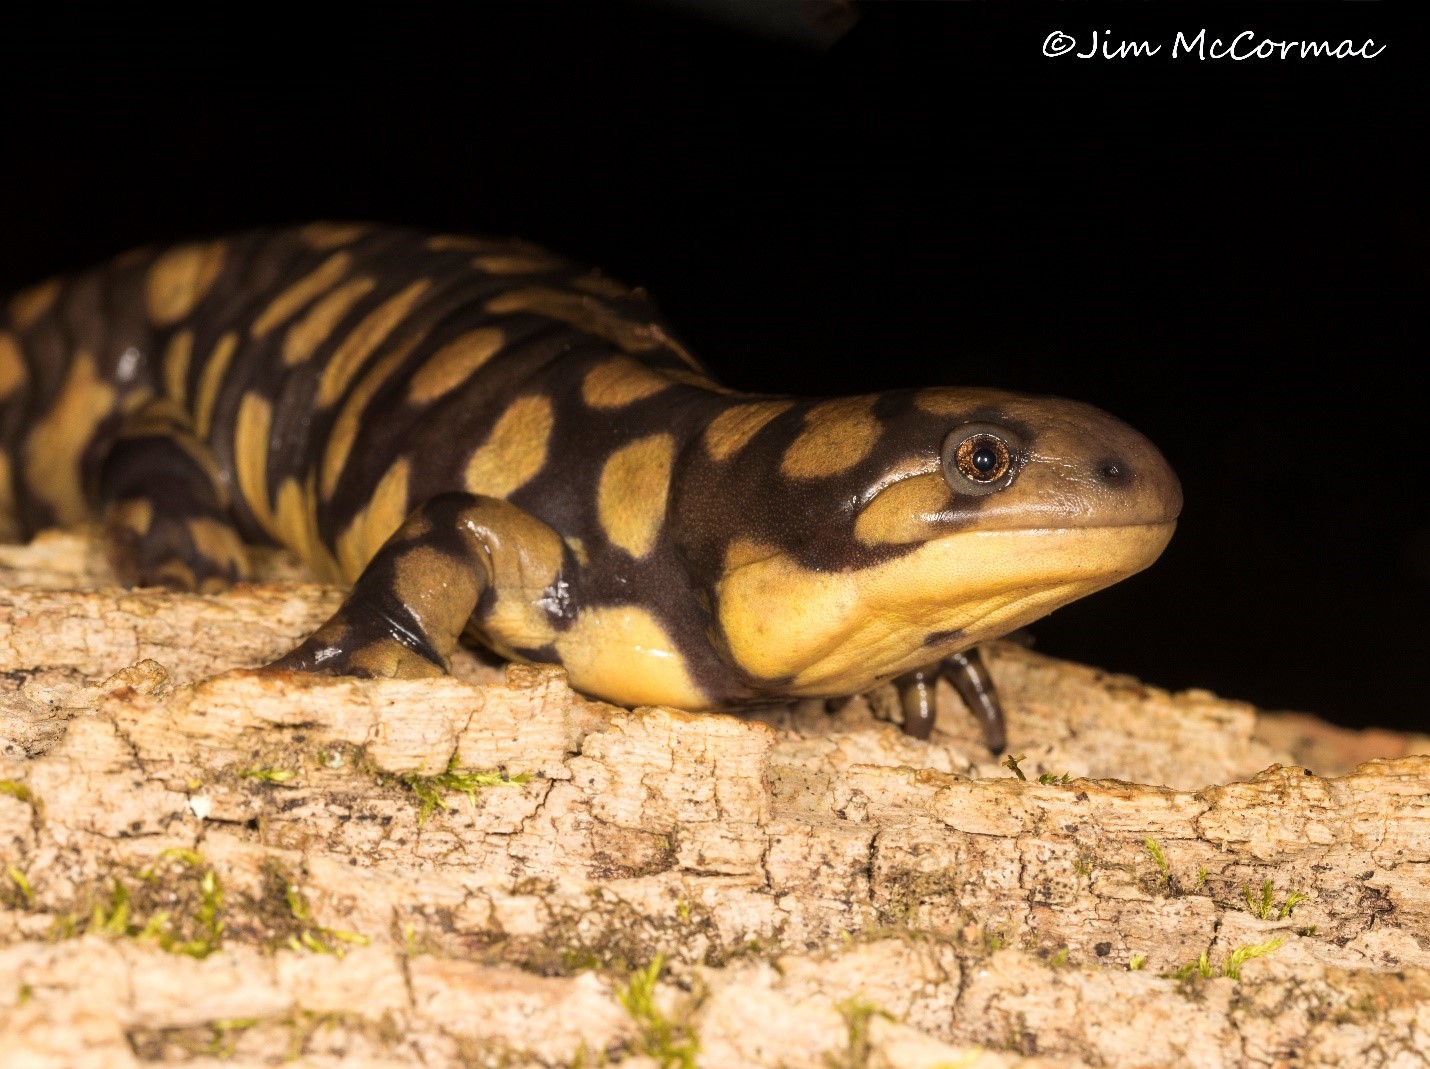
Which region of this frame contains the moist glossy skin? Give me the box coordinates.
[0,224,1182,735]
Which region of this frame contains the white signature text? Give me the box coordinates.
[1042,29,1386,62]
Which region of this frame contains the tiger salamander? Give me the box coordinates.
[0,224,1182,746]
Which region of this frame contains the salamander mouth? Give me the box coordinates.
[716,520,1179,696]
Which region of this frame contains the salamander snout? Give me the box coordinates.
[1084,429,1183,528]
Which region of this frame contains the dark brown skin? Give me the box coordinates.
[0,224,1182,746]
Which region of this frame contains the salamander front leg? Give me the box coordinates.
[268,492,570,680]
[891,647,1006,752]
[942,649,1005,753]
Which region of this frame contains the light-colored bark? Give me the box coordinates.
[1,531,1427,1068]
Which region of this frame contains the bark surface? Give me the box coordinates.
[2,531,1427,1068]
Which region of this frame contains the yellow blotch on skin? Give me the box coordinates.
[722,537,777,573]
[299,222,372,251]
[464,396,554,499]
[779,396,882,479]
[317,279,431,406]
[914,386,1015,418]
[426,235,495,253]
[581,357,672,409]
[152,560,197,591]
[8,278,60,329]
[273,476,316,572]
[565,536,589,568]
[271,476,307,553]
[120,385,156,418]
[853,472,953,546]
[406,327,505,405]
[0,332,27,401]
[471,252,561,274]
[23,352,117,525]
[0,449,18,541]
[336,457,411,581]
[283,276,376,367]
[119,397,192,439]
[145,241,227,326]
[703,400,794,462]
[193,332,239,439]
[485,286,682,358]
[163,330,193,408]
[186,516,247,579]
[251,251,353,337]
[321,332,424,500]
[233,392,276,537]
[274,471,340,581]
[597,434,675,559]
[554,605,708,709]
[108,498,154,538]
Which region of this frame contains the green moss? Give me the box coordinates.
[1037,772,1072,786]
[207,1017,261,1057]
[1222,937,1285,980]
[400,750,530,823]
[1047,946,1070,968]
[983,926,1009,954]
[5,865,33,908]
[51,853,225,958]
[152,846,207,870]
[240,767,299,783]
[1143,838,1170,880]
[1169,949,1215,981]
[833,1003,883,1067]
[0,780,39,813]
[1166,937,1284,982]
[617,953,699,1069]
[279,877,369,956]
[827,997,894,1069]
[1001,754,1027,780]
[1128,954,1147,971]
[1242,878,1309,921]
[561,948,607,974]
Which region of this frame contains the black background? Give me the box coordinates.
[1,4,1421,730]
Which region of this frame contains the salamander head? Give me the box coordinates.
[675,387,1182,698]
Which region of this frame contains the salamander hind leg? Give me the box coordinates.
[99,399,248,593]
[891,647,1006,752]
[268,492,574,681]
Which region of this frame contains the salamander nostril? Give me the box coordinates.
[1097,459,1129,484]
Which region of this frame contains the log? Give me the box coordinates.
[1,531,1427,1068]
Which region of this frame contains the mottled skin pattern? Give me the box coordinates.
[0,224,1183,747]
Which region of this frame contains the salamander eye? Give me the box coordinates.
[941,423,1021,496]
